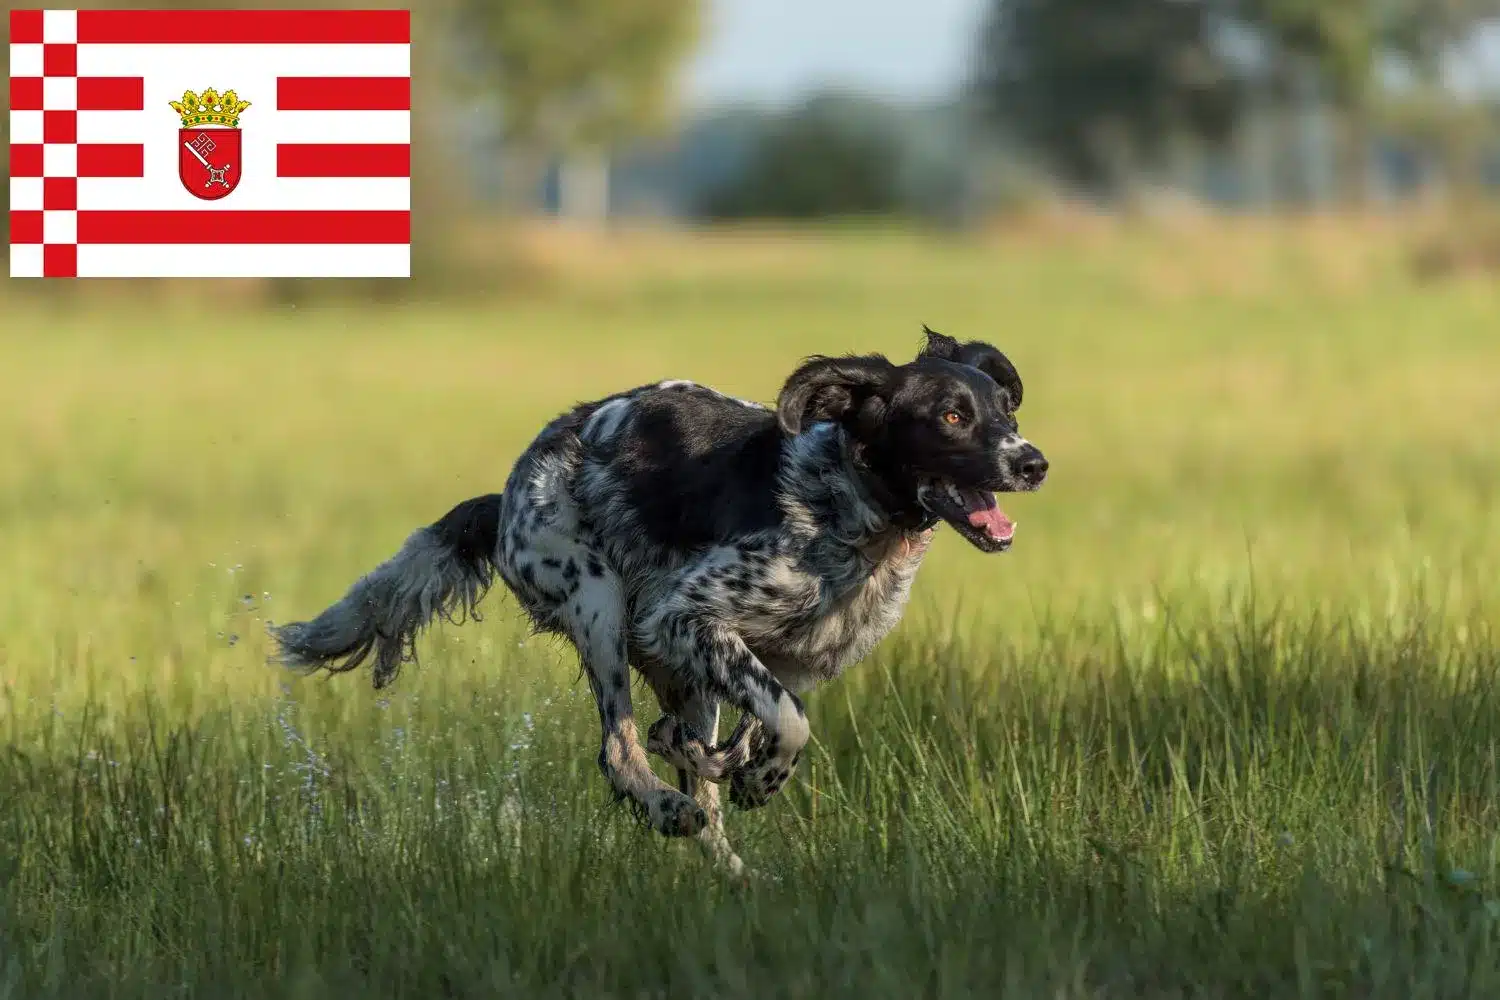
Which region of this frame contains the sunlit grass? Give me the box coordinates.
[2,225,1499,997]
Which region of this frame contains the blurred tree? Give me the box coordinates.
[1381,0,1494,67]
[1238,0,1379,202]
[694,93,906,220]
[1379,0,1500,201]
[452,0,700,213]
[1237,0,1500,204]
[974,0,1245,201]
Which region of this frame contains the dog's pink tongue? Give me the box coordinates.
[959,489,1014,541]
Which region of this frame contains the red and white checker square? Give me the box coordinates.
[8,7,411,278]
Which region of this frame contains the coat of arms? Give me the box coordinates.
[169,87,250,201]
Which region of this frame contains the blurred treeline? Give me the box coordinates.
[975,0,1500,208]
[5,0,1500,290]
[682,0,1500,219]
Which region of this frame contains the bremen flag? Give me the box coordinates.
[8,8,410,278]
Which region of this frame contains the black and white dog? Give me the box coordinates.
[271,326,1047,873]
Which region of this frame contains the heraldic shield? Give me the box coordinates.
[170,87,252,202]
[179,128,242,201]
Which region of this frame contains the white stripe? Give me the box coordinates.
[44,76,77,111]
[77,109,410,145]
[78,43,410,79]
[10,43,42,77]
[9,245,44,279]
[276,110,410,144]
[44,210,78,244]
[44,145,77,176]
[76,243,411,278]
[10,109,43,144]
[43,9,77,44]
[11,177,44,211]
[79,176,409,211]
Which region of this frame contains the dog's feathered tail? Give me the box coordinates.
[269,493,504,689]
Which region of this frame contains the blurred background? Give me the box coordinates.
[6,0,1500,290]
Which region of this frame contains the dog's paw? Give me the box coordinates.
[646,788,708,838]
[727,751,799,810]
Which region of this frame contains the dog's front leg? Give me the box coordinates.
[551,563,706,839]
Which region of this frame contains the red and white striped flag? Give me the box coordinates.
[8,8,410,278]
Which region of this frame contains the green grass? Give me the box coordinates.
[3,224,1500,998]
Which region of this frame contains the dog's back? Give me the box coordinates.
[572,380,787,553]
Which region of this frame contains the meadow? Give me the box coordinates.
[2,220,1499,998]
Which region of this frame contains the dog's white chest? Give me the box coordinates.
[751,546,924,686]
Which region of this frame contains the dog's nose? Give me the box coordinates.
[1016,447,1048,486]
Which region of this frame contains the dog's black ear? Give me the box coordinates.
[777,354,895,436]
[917,325,1024,410]
[919,324,962,361]
[956,342,1023,410]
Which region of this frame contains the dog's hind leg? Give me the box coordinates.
[534,559,706,838]
[497,464,705,839]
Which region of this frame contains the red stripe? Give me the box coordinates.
[278,143,409,178]
[78,144,145,178]
[44,244,77,278]
[78,77,146,112]
[10,77,43,111]
[10,210,43,245]
[10,144,43,177]
[77,210,410,245]
[43,43,77,77]
[44,111,76,144]
[277,76,410,111]
[44,177,78,211]
[77,9,410,44]
[11,9,43,43]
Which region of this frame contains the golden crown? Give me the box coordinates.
[169,88,251,129]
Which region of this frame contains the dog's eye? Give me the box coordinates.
[942,411,963,425]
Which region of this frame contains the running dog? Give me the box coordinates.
[270,326,1048,873]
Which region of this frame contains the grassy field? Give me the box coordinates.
[2,222,1500,998]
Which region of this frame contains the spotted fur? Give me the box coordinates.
[270,328,1047,873]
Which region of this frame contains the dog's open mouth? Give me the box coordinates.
[918,481,1015,553]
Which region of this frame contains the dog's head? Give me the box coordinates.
[776,326,1047,552]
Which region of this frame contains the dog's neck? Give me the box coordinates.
[777,423,927,553]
